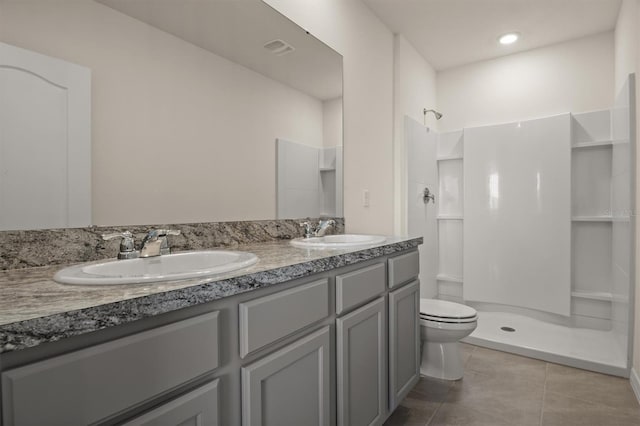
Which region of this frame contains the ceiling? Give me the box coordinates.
[97,0,342,100]
[363,0,623,71]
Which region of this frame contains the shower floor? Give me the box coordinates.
[462,310,628,377]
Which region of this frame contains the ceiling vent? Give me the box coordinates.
[263,39,295,56]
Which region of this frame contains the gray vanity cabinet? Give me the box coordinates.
[0,247,422,426]
[122,379,220,426]
[388,280,420,410]
[336,297,386,426]
[241,326,331,426]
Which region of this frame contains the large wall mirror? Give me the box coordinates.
[0,0,343,230]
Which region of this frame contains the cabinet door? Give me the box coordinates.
[242,327,331,426]
[123,379,219,426]
[388,280,420,410]
[337,297,385,426]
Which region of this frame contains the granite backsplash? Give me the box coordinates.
[0,218,344,270]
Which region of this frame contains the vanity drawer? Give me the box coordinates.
[388,250,419,288]
[1,311,219,426]
[239,279,329,358]
[336,263,386,314]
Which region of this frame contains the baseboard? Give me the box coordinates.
[631,368,640,405]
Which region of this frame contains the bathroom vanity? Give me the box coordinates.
[0,236,421,426]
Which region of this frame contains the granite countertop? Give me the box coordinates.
[0,236,422,354]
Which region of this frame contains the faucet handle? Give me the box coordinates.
[102,231,138,259]
[102,231,132,240]
[140,229,181,257]
[157,230,181,254]
[299,221,313,238]
[156,229,181,237]
[315,219,336,237]
[319,219,336,226]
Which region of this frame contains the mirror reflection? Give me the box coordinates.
[0,0,343,231]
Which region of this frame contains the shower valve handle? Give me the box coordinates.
[423,187,435,204]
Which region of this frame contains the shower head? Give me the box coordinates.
[423,108,443,120]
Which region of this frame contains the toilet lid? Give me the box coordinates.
[420,299,477,320]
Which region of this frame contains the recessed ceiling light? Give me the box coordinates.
[498,33,519,45]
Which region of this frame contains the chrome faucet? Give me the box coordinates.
[140,229,181,258]
[299,219,336,239]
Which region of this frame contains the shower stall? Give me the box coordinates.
[406,75,636,377]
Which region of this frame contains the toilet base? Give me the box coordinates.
[420,341,464,380]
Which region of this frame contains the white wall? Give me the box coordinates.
[437,32,615,132]
[264,0,395,235]
[634,0,640,390]
[323,97,343,148]
[0,0,324,226]
[615,0,638,93]
[393,34,438,236]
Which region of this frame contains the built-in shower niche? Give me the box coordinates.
[319,147,341,217]
[571,221,613,329]
[436,130,464,300]
[570,109,619,330]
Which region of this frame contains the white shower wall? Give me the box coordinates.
[431,111,630,329]
[464,114,572,316]
[412,92,633,323]
[405,116,438,298]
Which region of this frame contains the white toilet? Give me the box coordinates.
[419,298,478,380]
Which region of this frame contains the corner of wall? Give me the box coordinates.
[614,0,638,93]
[631,367,640,404]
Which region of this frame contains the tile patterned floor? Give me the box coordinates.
[384,344,640,426]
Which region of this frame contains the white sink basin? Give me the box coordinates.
[290,234,386,249]
[54,250,258,285]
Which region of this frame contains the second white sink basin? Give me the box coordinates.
[290,234,386,249]
[54,250,258,285]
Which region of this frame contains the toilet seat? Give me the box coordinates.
[420,315,477,324]
[420,299,477,323]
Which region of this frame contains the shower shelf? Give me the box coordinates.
[571,216,631,222]
[571,140,613,149]
[437,215,463,220]
[571,291,613,302]
[571,216,614,222]
[436,274,463,283]
[437,155,463,161]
